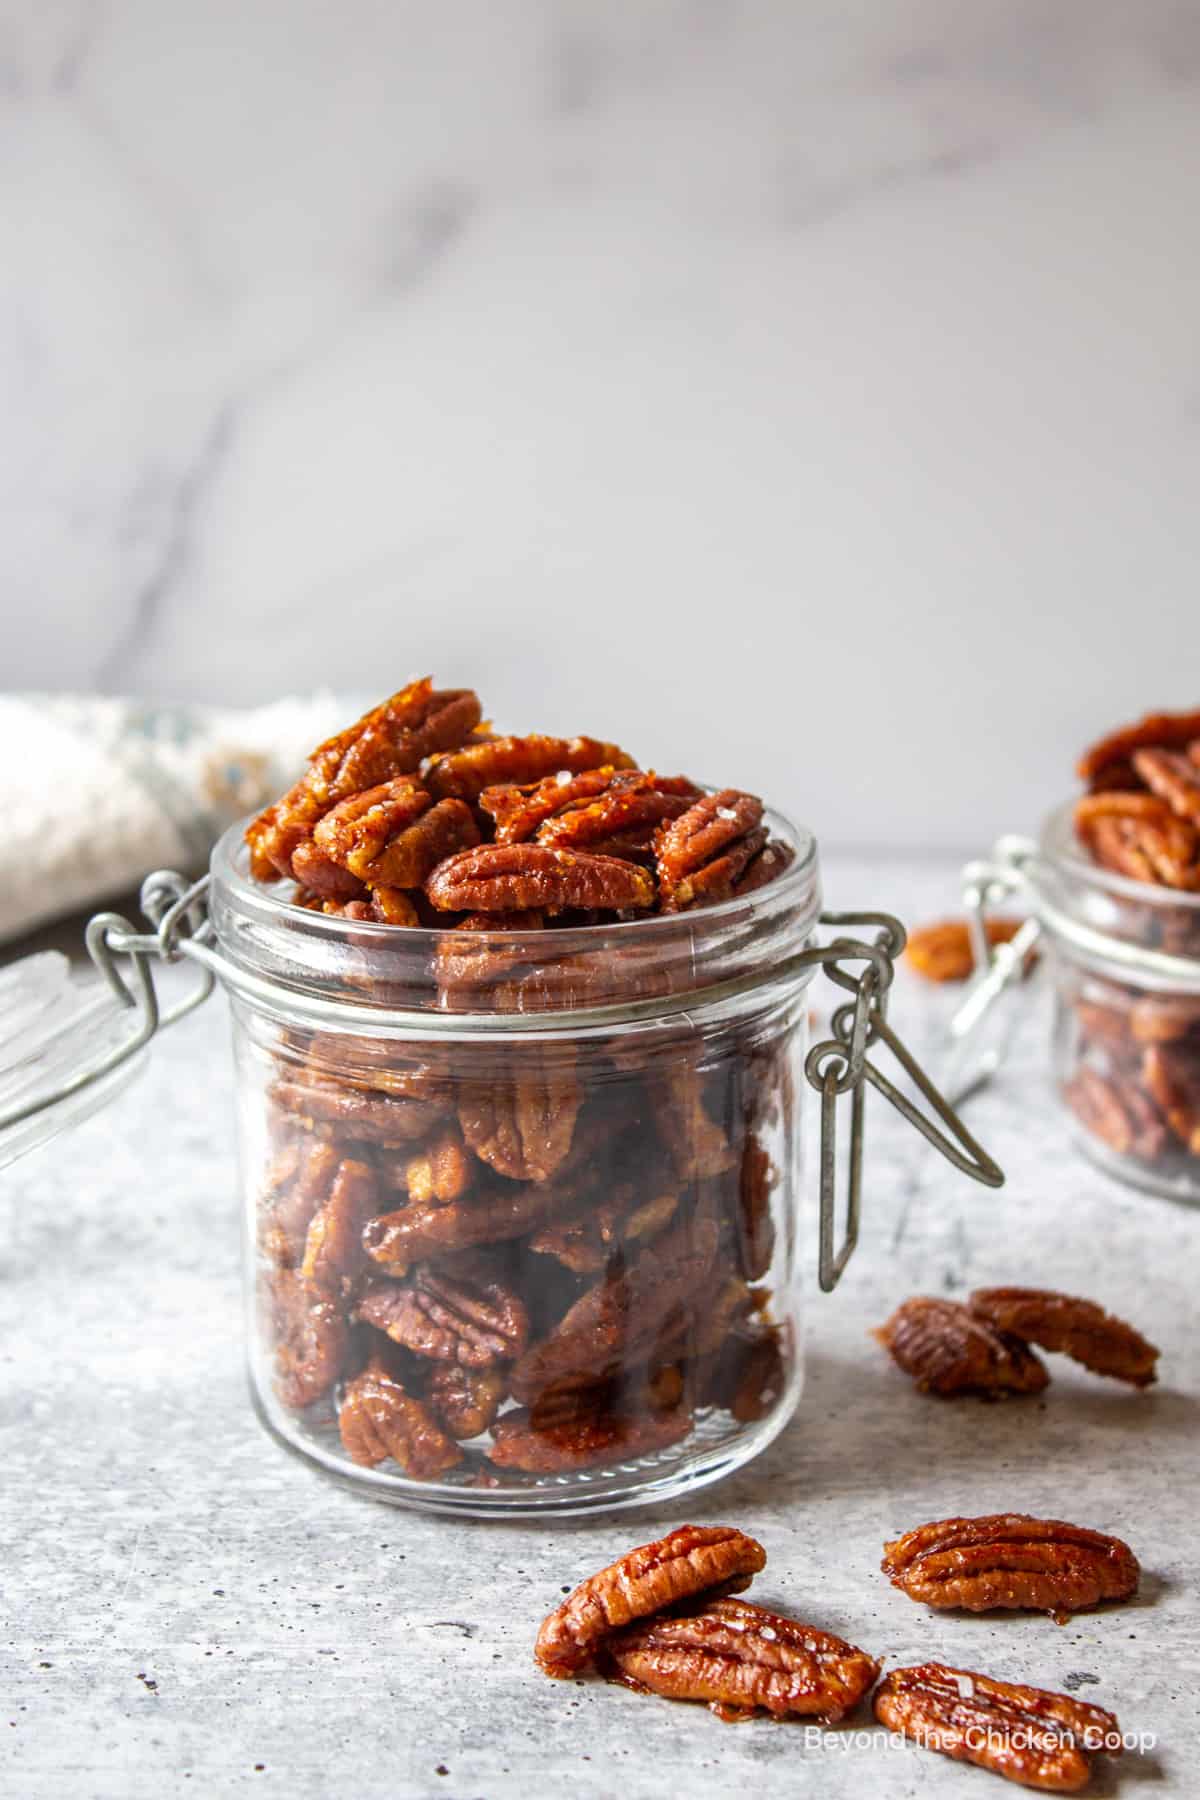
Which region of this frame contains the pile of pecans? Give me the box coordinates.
[1067,707,1200,1176]
[247,679,800,1485]
[536,1519,1136,1790]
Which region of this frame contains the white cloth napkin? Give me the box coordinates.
[0,692,348,945]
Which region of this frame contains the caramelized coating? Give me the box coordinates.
[490,1402,692,1474]
[457,1062,581,1183]
[426,844,655,915]
[874,1296,1049,1398]
[356,1264,529,1367]
[299,1156,378,1299]
[259,1138,339,1268]
[395,1124,472,1205]
[337,1360,462,1477]
[968,1287,1159,1387]
[362,1181,566,1275]
[271,1075,445,1144]
[1064,1066,1168,1161]
[882,1514,1139,1616]
[534,1525,766,1676]
[269,1269,349,1410]
[603,1597,879,1723]
[425,734,635,803]
[875,1662,1122,1792]
[905,916,1026,983]
[314,781,479,887]
[428,1364,507,1439]
[1078,705,1200,785]
[1142,1041,1200,1152]
[1133,745,1200,824]
[655,790,766,910]
[1075,791,1199,889]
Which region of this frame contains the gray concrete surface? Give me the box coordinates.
[2,857,1196,1797]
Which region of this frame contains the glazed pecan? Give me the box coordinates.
[268,1268,349,1409]
[392,1124,472,1205]
[314,781,480,888]
[1133,745,1200,824]
[363,1181,565,1275]
[874,1297,1049,1398]
[489,1401,692,1473]
[426,844,655,915]
[290,835,367,901]
[1142,1041,1200,1151]
[536,771,701,853]
[882,1514,1139,1615]
[874,1662,1122,1793]
[271,1074,444,1144]
[1064,1066,1168,1160]
[655,1066,735,1181]
[1128,993,1200,1042]
[432,910,547,1000]
[356,1264,528,1367]
[337,1359,462,1477]
[1075,791,1199,889]
[1078,705,1200,786]
[655,790,766,910]
[905,916,1026,983]
[968,1287,1159,1387]
[527,1179,679,1274]
[533,1524,766,1676]
[428,1364,507,1439]
[425,734,635,803]
[736,1134,776,1280]
[705,1322,787,1423]
[733,839,796,896]
[602,1597,879,1723]
[259,1138,339,1268]
[300,1156,378,1298]
[457,1060,581,1183]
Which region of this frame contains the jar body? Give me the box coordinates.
[212,817,820,1515]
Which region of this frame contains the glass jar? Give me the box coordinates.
[2,809,1002,1517]
[962,803,1200,1205]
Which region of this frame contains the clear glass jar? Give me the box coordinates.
[212,810,822,1515]
[967,804,1200,1206]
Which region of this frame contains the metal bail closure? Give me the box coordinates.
[806,911,1006,1293]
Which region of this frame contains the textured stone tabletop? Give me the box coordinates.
[2,856,1195,1798]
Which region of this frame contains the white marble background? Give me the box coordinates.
[3,0,1199,850]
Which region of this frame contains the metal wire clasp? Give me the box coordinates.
[806,910,1005,1292]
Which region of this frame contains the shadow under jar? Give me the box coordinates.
[216,810,820,1515]
[968,804,1200,1206]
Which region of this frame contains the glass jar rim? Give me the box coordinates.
[205,808,823,1034]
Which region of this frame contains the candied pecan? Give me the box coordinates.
[259,1138,340,1268]
[905,916,1026,983]
[655,1066,735,1181]
[458,1060,581,1183]
[882,1514,1139,1616]
[490,1402,692,1473]
[433,910,548,999]
[527,1180,679,1274]
[1129,993,1200,1042]
[1078,705,1200,786]
[271,1074,445,1144]
[337,1359,462,1477]
[736,1134,776,1280]
[425,734,635,803]
[428,1364,507,1439]
[392,1124,472,1205]
[366,885,422,926]
[290,835,367,901]
[875,1662,1122,1792]
[874,1296,1049,1398]
[426,843,655,915]
[356,1264,528,1367]
[510,1214,720,1403]
[706,1322,787,1423]
[733,839,796,896]
[969,1288,1159,1387]
[363,1181,566,1275]
[536,772,701,851]
[1142,1041,1200,1151]
[1073,996,1131,1049]
[268,1268,349,1409]
[315,781,480,888]
[1133,745,1200,824]
[533,1524,766,1676]
[655,790,766,910]
[602,1597,879,1723]
[300,1156,378,1298]
[1064,1066,1168,1160]
[1075,791,1199,889]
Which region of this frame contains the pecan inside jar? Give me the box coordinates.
[874,1662,1122,1793]
[882,1513,1139,1617]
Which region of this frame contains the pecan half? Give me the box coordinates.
[490,1401,692,1474]
[290,835,367,900]
[426,844,655,915]
[428,1364,507,1439]
[392,1124,472,1205]
[337,1360,462,1478]
[300,1156,378,1298]
[363,1181,566,1275]
[527,1179,679,1274]
[432,910,547,999]
[535,771,701,852]
[874,1297,1049,1397]
[271,1075,445,1144]
[1064,1066,1168,1160]
[1128,994,1200,1042]
[534,1525,766,1676]
[655,1066,735,1181]
[603,1597,880,1723]
[315,781,480,888]
[882,1514,1139,1616]
[905,916,1025,983]
[458,1061,581,1183]
[735,1134,776,1280]
[875,1662,1122,1793]
[733,839,796,896]
[1142,1041,1200,1152]
[425,734,635,803]
[1075,791,1199,889]
[356,1265,528,1367]
[268,1269,349,1410]
[655,790,766,910]
[969,1288,1159,1387]
[1078,705,1200,786]
[1133,744,1200,824]
[259,1138,339,1268]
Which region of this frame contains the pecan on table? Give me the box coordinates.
[655,790,766,911]
[427,1364,507,1440]
[425,734,636,802]
[488,1401,692,1474]
[882,1514,1139,1616]
[873,1297,1049,1398]
[1142,1041,1200,1152]
[457,1059,581,1183]
[905,916,1025,983]
[299,1156,378,1299]
[356,1262,529,1367]
[533,1524,766,1677]
[426,843,656,915]
[874,1662,1122,1793]
[968,1288,1159,1387]
[337,1359,462,1478]
[602,1597,880,1723]
[1063,1066,1168,1160]
[268,1268,349,1410]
